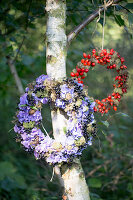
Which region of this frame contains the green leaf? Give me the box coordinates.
[30,106,38,110]
[118,112,130,118]
[0,161,16,180]
[128,13,133,26]
[114,15,125,26]
[88,178,102,188]
[23,121,35,129]
[125,3,133,9]
[19,104,27,107]
[1,177,17,192]
[98,120,109,128]
[14,174,27,189]
[63,127,67,134]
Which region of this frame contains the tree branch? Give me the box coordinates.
[67,0,123,44]
[12,0,32,63]
[6,56,24,95]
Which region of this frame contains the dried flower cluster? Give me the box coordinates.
[14,75,96,165]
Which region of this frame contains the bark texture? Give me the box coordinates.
[46,1,90,199]
[7,56,24,95]
[61,159,90,200]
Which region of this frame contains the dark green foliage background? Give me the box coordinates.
[0,0,133,199]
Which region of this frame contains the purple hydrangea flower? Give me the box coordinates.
[60,84,74,101]
[36,74,48,85]
[14,125,25,134]
[55,99,66,109]
[18,93,28,110]
[21,128,45,149]
[17,108,42,123]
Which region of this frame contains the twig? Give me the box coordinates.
[13,36,25,63]
[67,0,123,44]
[86,159,112,177]
[13,0,32,63]
[6,56,24,95]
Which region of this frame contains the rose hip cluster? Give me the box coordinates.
[70,48,129,114]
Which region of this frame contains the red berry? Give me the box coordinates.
[80,72,84,76]
[83,53,87,58]
[106,59,110,63]
[75,72,79,77]
[78,78,81,81]
[108,96,111,99]
[87,61,91,66]
[105,109,108,113]
[100,53,104,57]
[81,59,85,64]
[98,105,102,109]
[112,92,115,96]
[110,49,114,52]
[110,52,114,55]
[121,57,125,63]
[123,65,127,69]
[103,49,107,55]
[100,59,103,63]
[77,68,81,73]
[81,76,85,79]
[113,106,117,111]
[113,64,116,68]
[71,72,75,77]
[87,54,91,59]
[92,49,96,54]
[101,99,106,102]
[91,62,95,67]
[81,68,85,72]
[93,107,97,112]
[84,69,89,73]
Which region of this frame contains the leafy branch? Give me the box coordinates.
[67,0,124,44]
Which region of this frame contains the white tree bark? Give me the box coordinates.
[45,1,90,199]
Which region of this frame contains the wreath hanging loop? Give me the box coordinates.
[70,48,129,114]
[14,76,96,165]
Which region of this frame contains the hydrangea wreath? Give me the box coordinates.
[71,49,129,114]
[14,75,96,165]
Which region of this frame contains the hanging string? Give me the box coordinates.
[50,167,55,182]
[91,8,101,38]
[102,0,106,50]
[41,123,50,137]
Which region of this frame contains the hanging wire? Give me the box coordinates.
[102,0,106,50]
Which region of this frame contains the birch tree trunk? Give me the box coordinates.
[45,1,90,199]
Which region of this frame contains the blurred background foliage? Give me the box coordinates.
[0,0,133,199]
